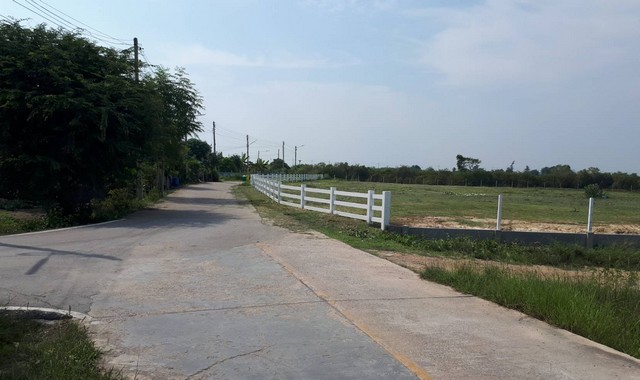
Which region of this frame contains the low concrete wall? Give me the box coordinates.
[387,225,640,248]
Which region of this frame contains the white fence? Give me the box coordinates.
[251,174,391,230]
[495,194,597,233]
[255,173,324,182]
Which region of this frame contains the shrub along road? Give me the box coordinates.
[0,182,638,379]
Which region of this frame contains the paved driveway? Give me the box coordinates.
[1,182,638,379]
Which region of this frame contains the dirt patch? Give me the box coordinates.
[395,216,640,235]
[3,209,46,221]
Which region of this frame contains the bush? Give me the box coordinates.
[211,169,221,182]
[90,189,142,221]
[584,184,604,199]
[0,198,31,211]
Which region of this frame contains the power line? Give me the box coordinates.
[12,0,130,48]
[33,0,129,44]
[25,0,79,32]
[12,0,72,32]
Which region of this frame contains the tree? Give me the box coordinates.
[540,165,576,188]
[0,21,206,212]
[0,21,152,211]
[251,158,269,173]
[456,154,482,171]
[269,158,289,172]
[187,138,212,162]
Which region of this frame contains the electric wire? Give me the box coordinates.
[25,0,80,32]
[11,0,72,32]
[12,0,130,48]
[32,0,129,44]
[10,1,300,160]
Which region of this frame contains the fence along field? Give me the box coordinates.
[251,175,391,230]
[298,180,640,235]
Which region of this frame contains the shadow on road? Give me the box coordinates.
[163,196,248,207]
[0,242,122,275]
[100,209,238,230]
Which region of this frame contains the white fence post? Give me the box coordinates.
[300,184,306,209]
[366,190,374,224]
[381,191,391,230]
[587,197,594,233]
[329,187,336,214]
[496,194,503,231]
[277,182,282,204]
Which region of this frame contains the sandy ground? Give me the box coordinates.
[375,251,639,288]
[395,216,640,235]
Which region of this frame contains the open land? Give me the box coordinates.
[303,180,640,234]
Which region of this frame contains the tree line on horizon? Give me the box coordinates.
[285,157,639,191]
[203,148,639,191]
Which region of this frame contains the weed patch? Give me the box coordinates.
[0,311,122,379]
[421,266,640,359]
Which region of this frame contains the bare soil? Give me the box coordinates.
[2,209,45,220]
[395,216,640,235]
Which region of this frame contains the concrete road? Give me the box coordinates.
[1,182,639,379]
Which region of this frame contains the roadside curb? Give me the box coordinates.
[1,306,93,322]
[3,219,124,237]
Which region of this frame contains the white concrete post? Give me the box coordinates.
[277,182,282,204]
[366,190,374,224]
[381,191,391,230]
[300,184,306,209]
[496,194,503,231]
[329,187,336,214]
[587,197,594,233]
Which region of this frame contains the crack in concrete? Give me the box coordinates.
[92,295,472,320]
[185,347,268,379]
[0,287,58,308]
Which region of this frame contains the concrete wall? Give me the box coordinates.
[387,225,640,248]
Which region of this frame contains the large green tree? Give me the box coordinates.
[0,21,205,212]
[0,22,152,211]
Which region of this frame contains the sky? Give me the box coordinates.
[3,0,640,173]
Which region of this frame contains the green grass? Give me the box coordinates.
[301,180,640,227]
[0,212,48,236]
[421,266,640,359]
[0,311,122,379]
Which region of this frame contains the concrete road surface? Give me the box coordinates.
[1,182,639,379]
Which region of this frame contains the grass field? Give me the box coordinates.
[300,180,640,232]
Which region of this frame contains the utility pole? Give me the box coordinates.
[282,141,285,170]
[134,36,140,198]
[294,146,297,168]
[133,37,139,82]
[246,135,250,164]
[212,121,216,155]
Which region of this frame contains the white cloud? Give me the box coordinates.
[415,0,640,86]
[159,43,359,69]
[299,0,397,13]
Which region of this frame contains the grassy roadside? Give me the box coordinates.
[0,311,122,379]
[236,184,640,359]
[421,266,640,359]
[0,187,168,236]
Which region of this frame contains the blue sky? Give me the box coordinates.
[4,0,640,172]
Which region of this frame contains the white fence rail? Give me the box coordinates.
[251,174,391,230]
[254,173,324,182]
